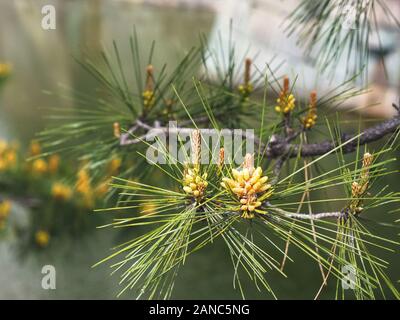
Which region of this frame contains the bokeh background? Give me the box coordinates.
[0,0,399,299]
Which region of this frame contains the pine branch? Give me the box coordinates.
[256,202,347,221]
[119,118,260,146]
[119,105,400,160]
[266,112,400,159]
[274,209,345,220]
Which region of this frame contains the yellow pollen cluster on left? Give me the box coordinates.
[51,182,72,201]
[0,200,11,230]
[108,157,122,175]
[182,166,208,202]
[221,164,272,219]
[275,77,295,115]
[76,168,94,208]
[0,63,12,78]
[35,230,50,247]
[275,93,295,114]
[143,90,155,108]
[29,141,61,176]
[0,140,17,171]
[302,91,317,129]
[32,159,57,175]
[29,140,61,176]
[349,152,373,215]
[143,64,155,110]
[238,83,253,97]
[32,159,48,174]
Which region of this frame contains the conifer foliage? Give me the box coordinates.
[5,1,399,299]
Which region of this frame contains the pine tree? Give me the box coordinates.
[3,1,400,299]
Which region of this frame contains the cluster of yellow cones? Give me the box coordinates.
[182,152,273,219]
[182,166,208,202]
[221,165,272,219]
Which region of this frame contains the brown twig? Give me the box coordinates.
[265,113,400,159]
[119,104,400,163]
[271,208,346,220]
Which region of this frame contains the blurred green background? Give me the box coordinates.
[0,0,398,299]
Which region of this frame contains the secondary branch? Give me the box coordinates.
[119,108,400,159]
